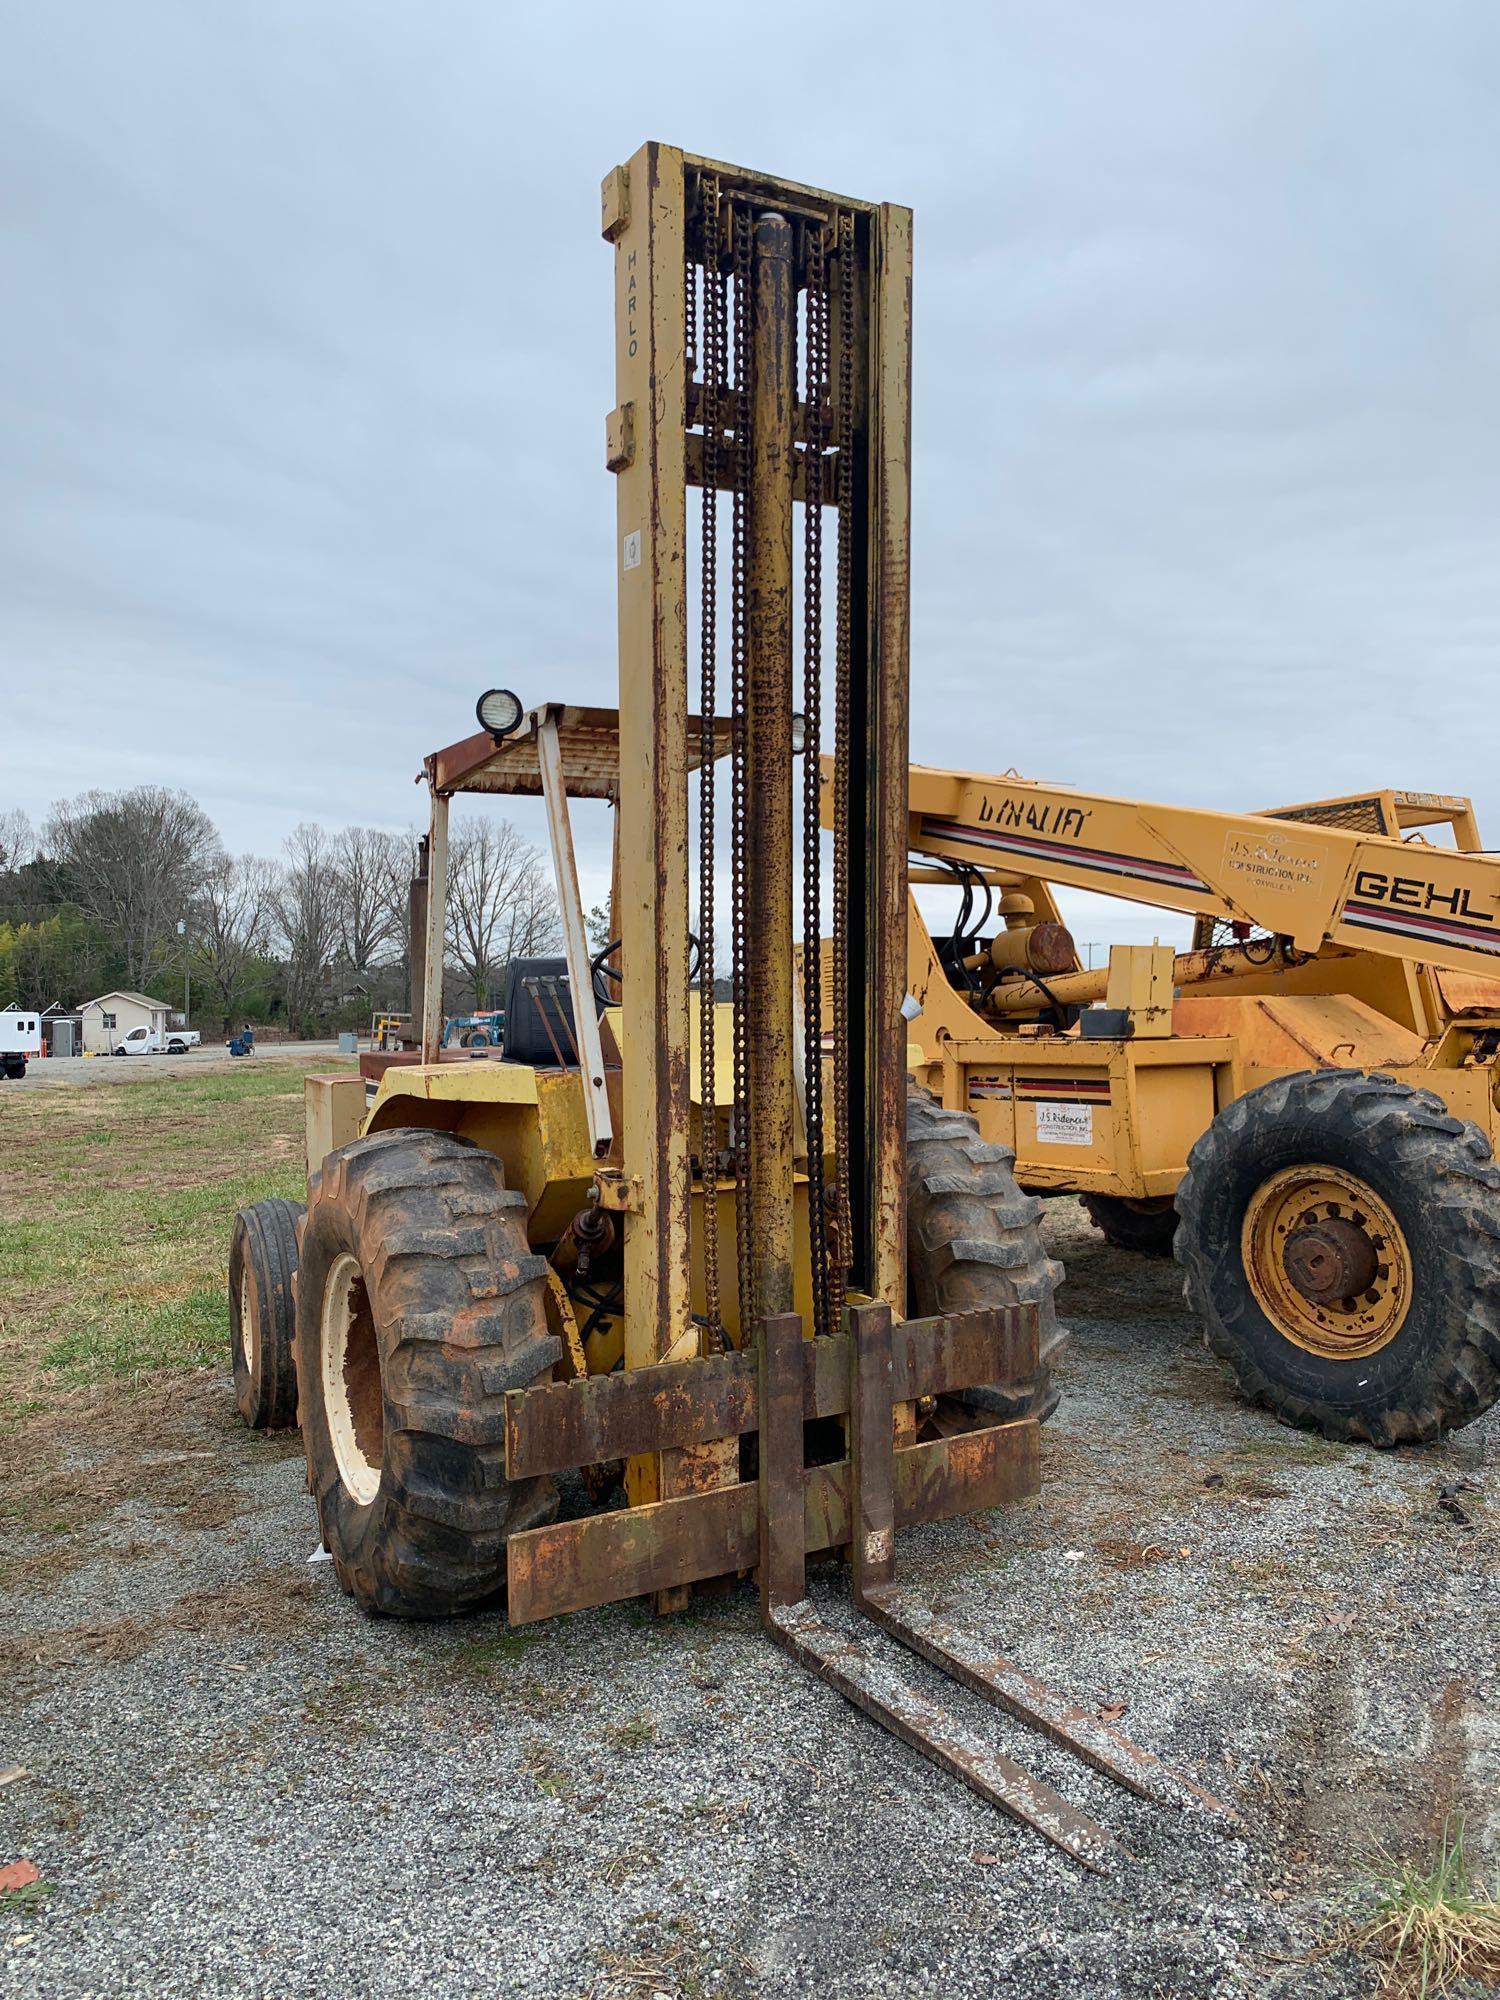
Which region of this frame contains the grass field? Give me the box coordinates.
[0,1060,343,1421]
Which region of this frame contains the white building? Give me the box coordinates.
[79,990,171,1055]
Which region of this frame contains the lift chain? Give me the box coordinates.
[801,220,831,1340]
[697,175,724,1345]
[829,208,856,1327]
[684,195,698,382]
[729,201,755,1343]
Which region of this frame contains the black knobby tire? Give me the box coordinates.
[906,1087,1067,1422]
[229,1197,304,1429]
[1175,1070,1500,1445]
[296,1126,561,1617]
[1080,1193,1178,1258]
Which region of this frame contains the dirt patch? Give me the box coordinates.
[2,1566,323,1697]
[166,1566,321,1638]
[0,1369,300,1550]
[1091,1535,1187,1570]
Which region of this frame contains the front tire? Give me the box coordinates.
[1176,1071,1500,1444]
[906,1088,1067,1421]
[296,1127,561,1617]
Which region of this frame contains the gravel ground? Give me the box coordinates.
[2,1204,1494,1999]
[13,1042,347,1088]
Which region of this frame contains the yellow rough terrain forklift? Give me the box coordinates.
[226,144,1230,1867]
[885,761,1500,1445]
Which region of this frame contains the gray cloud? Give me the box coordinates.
[3,1,1497,932]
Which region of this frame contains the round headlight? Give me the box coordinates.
[790,711,807,757]
[476,687,523,739]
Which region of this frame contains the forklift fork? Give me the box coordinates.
[758,1305,1237,1871]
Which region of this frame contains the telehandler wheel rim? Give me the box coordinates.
[1242,1166,1412,1361]
[319,1251,383,1506]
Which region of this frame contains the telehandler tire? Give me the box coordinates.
[906,1087,1067,1422]
[1176,1071,1500,1445]
[1080,1193,1178,1257]
[229,1197,303,1429]
[296,1127,561,1617]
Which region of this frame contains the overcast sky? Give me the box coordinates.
[3,1,1498,942]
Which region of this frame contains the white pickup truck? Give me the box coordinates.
[114,1025,201,1055]
[1,1007,42,1080]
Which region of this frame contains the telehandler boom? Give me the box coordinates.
[882,759,1500,1444]
[226,145,1232,1867]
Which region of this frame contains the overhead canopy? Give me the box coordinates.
[423,703,733,802]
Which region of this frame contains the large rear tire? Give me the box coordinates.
[296,1127,561,1617]
[906,1087,1067,1421]
[1175,1071,1500,1444]
[229,1197,303,1429]
[1080,1192,1178,1258]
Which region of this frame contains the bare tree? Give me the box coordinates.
[445,816,562,1008]
[191,854,273,1031]
[0,808,34,873]
[272,824,340,1031]
[44,786,221,990]
[331,826,406,972]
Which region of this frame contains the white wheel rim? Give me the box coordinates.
[238,1265,253,1371]
[320,1252,383,1506]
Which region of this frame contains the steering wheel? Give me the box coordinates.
[590,934,704,993]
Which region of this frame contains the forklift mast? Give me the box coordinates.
[378,147,1231,1862]
[601,145,913,1368]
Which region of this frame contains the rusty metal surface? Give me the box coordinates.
[894,1419,1040,1519]
[504,1419,1037,1624]
[768,1601,1118,1872]
[743,211,798,1328]
[423,706,734,803]
[507,1480,749,1626]
[858,1590,1239,1822]
[868,200,915,1317]
[758,1312,807,1617]
[887,1304,1037,1401]
[1283,1215,1379,1303]
[848,1301,896,1601]
[502,1306,1035,1478]
[603,143,695,1536]
[504,1350,755,1480]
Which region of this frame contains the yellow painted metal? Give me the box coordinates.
[904,763,1500,980]
[604,141,694,1412]
[363,1061,595,1244]
[1242,1166,1412,1359]
[687,1179,818,1350]
[743,210,798,1328]
[369,1062,541,1113]
[933,1033,1234,1197]
[888,756,1500,1207]
[867,199,916,1313]
[305,1073,365,1176]
[1104,947,1174,1037]
[544,1267,588,1382]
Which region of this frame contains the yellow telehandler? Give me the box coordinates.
[224,144,1231,1868]
[882,760,1500,1445]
